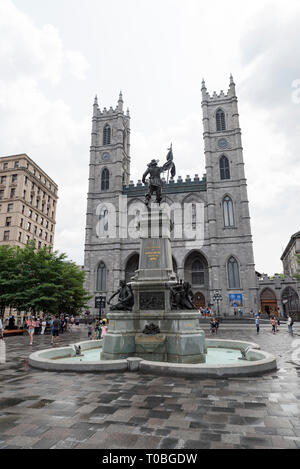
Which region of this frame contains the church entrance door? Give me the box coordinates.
[260,288,278,317]
[194,292,206,309]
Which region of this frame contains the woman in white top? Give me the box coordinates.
[41,319,47,335]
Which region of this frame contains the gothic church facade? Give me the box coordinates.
[84,77,258,316]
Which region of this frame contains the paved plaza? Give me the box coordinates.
[0,323,300,449]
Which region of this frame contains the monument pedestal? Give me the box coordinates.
[102,207,207,364]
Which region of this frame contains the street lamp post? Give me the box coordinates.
[212,290,223,317]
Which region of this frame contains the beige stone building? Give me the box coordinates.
[281,231,300,278]
[0,153,58,251]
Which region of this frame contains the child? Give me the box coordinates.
[255,316,260,334]
[101,319,108,339]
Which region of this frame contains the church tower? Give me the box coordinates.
[84,93,131,312]
[201,76,258,314]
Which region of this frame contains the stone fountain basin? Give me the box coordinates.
[29,339,277,377]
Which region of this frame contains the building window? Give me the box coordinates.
[14,161,19,168]
[216,109,226,131]
[5,217,11,227]
[25,176,28,185]
[44,232,48,240]
[228,256,240,289]
[3,163,8,170]
[34,226,37,235]
[3,231,10,241]
[103,124,111,145]
[20,218,23,228]
[18,232,22,242]
[191,260,205,285]
[101,168,109,191]
[10,188,15,198]
[220,155,230,180]
[96,262,107,291]
[38,241,41,249]
[223,196,235,227]
[12,174,18,183]
[39,229,43,237]
[192,203,197,230]
[1,176,6,184]
[29,210,33,218]
[41,217,44,226]
[22,205,25,214]
[0,190,4,200]
[23,190,26,199]
[27,222,31,231]
[7,204,13,212]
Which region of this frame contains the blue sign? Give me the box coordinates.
[229,293,243,307]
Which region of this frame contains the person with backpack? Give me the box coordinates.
[51,315,60,346]
[287,315,294,336]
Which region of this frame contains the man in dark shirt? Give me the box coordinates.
[51,315,60,346]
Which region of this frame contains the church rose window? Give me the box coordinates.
[216,109,226,131]
[97,262,107,291]
[228,257,240,289]
[101,168,109,191]
[223,196,235,227]
[220,155,230,180]
[103,125,111,145]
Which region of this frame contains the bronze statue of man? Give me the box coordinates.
[107,280,134,311]
[142,146,176,206]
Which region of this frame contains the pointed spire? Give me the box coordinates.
[93,95,99,117]
[126,107,130,117]
[229,73,236,96]
[201,78,208,100]
[117,91,123,111]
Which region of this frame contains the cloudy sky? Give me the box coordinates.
[1,0,300,274]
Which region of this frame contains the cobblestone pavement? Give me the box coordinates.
[0,323,300,449]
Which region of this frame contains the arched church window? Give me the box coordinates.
[192,260,205,285]
[103,124,111,145]
[216,109,226,131]
[223,196,235,227]
[97,262,107,291]
[101,168,109,191]
[228,256,240,289]
[220,155,230,180]
[192,203,197,230]
[99,207,109,233]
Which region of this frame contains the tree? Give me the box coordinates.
[0,242,91,318]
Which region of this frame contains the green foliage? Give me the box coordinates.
[0,242,91,317]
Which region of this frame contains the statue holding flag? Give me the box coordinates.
[142,144,176,206]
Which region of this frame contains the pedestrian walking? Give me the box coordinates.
[271,316,277,335]
[26,316,36,345]
[51,315,60,346]
[287,315,294,336]
[41,318,47,335]
[255,316,260,334]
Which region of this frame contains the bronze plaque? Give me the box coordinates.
[140,292,164,310]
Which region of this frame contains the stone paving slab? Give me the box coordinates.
[0,324,299,449]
